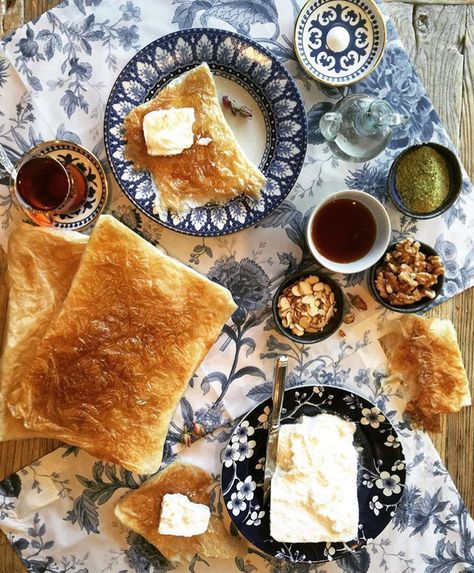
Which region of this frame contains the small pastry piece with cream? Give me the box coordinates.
[114,461,247,565]
[143,108,195,156]
[270,414,359,543]
[158,493,210,537]
[124,62,266,215]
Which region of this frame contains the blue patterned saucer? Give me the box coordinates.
[104,29,307,237]
[18,140,109,232]
[295,0,386,86]
[222,384,406,563]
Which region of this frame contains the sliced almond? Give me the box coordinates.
[308,304,319,317]
[279,277,336,337]
[299,281,313,295]
[299,316,311,329]
[291,285,302,297]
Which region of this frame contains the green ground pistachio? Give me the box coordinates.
[396,145,450,213]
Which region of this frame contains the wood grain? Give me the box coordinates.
[0,0,23,35]
[0,1,473,571]
[385,3,466,145]
[461,7,474,178]
[384,1,474,516]
[454,3,474,509]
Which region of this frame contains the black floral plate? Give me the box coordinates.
[221,384,406,563]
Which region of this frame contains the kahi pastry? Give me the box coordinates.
[123,62,266,215]
[7,215,236,473]
[115,461,246,565]
[381,315,471,431]
[0,225,87,441]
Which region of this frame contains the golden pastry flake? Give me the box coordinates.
[381,315,471,431]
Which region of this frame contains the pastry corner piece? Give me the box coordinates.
[0,224,87,442]
[381,314,471,430]
[123,62,267,215]
[7,215,236,473]
[114,461,247,565]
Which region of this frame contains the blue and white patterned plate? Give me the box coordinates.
[104,29,307,236]
[19,140,109,232]
[221,384,406,563]
[295,0,387,86]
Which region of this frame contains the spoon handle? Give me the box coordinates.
[0,143,17,179]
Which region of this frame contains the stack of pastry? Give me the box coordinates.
[0,215,236,474]
[0,215,245,564]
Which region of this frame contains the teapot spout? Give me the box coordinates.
[319,112,342,142]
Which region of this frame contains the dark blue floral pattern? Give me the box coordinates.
[64,461,146,534]
[172,0,279,38]
[9,2,143,116]
[345,164,388,203]
[208,256,271,324]
[125,532,172,573]
[7,512,90,573]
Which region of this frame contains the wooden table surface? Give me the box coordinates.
[0,0,473,570]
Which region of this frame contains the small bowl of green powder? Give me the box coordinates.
[388,142,462,219]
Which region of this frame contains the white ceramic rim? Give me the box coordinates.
[305,189,392,274]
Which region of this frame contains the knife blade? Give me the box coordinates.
[262,355,288,505]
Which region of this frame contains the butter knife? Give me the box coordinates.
[262,355,288,505]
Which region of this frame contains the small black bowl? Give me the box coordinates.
[367,241,444,313]
[272,269,345,344]
[387,142,462,219]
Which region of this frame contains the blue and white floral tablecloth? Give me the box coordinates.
[0,1,473,572]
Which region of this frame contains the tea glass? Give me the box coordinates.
[10,151,87,226]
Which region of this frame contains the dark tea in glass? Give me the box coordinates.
[15,155,87,215]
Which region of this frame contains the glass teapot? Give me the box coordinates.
[319,93,408,162]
